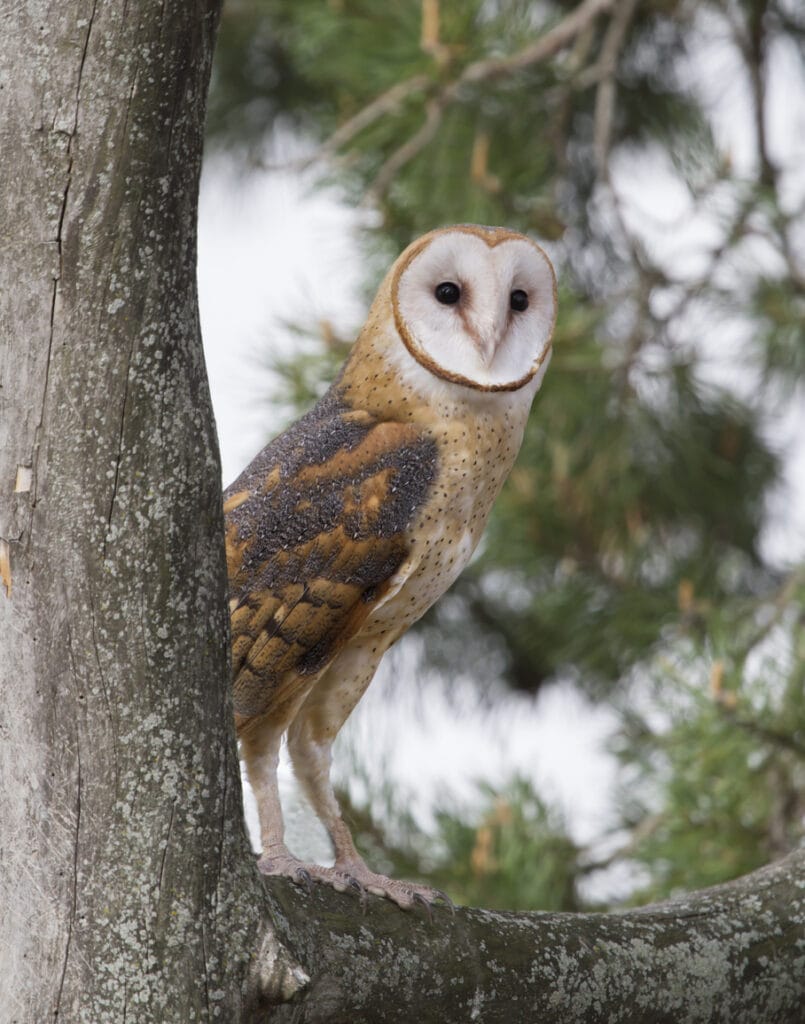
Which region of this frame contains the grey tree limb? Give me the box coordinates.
[259,849,805,1023]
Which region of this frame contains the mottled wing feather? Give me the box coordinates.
[224,388,437,726]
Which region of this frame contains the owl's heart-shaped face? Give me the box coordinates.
[391,226,557,392]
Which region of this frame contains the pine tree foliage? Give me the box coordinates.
[208,0,805,907]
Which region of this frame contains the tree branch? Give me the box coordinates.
[456,0,613,87]
[289,74,432,172]
[277,0,614,198]
[741,0,776,189]
[257,849,805,1023]
[363,97,446,205]
[592,0,640,178]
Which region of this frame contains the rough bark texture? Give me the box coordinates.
[2,3,804,1023]
[0,2,292,1020]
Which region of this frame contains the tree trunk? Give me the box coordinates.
[1,3,803,1023]
[0,2,294,1019]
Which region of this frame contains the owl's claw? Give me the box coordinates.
[412,891,434,922]
[321,869,367,901]
[294,867,315,893]
[346,875,366,899]
[430,888,456,914]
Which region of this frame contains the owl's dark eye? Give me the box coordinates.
[435,281,461,305]
[510,289,529,312]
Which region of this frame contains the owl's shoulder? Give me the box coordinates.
[226,385,437,522]
[224,387,440,603]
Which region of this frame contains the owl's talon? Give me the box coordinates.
[412,891,434,922]
[346,875,366,899]
[294,867,314,893]
[431,888,456,913]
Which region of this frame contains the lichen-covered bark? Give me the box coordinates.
[0,2,295,1020]
[261,849,805,1023]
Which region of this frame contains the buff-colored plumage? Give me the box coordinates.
[225,225,557,909]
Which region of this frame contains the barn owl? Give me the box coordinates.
[224,225,557,910]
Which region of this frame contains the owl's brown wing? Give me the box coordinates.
[224,389,437,726]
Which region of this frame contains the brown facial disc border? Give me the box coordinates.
[390,224,558,393]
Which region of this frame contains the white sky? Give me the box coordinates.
[198,161,367,485]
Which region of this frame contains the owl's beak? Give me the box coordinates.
[467,290,509,366]
[473,315,505,366]
[476,335,497,366]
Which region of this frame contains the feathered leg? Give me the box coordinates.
[286,643,453,912]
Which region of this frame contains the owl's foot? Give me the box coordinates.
[257,852,365,898]
[342,866,454,917]
[257,852,453,915]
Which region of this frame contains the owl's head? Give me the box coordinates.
[388,225,557,393]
